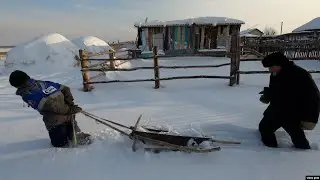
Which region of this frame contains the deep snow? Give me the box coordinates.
[0,33,320,180]
[0,56,319,180]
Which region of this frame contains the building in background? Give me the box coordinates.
[134,16,244,55]
[0,46,14,60]
[240,28,263,38]
[278,17,320,41]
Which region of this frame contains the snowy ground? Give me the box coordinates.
[0,56,319,180]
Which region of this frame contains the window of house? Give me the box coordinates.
[152,27,162,34]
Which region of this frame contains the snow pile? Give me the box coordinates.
[70,37,132,81]
[72,36,131,60]
[135,16,245,27]
[72,36,114,54]
[5,33,79,73]
[293,17,320,32]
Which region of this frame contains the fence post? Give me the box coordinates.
[236,28,241,85]
[153,46,160,89]
[79,49,93,92]
[229,28,239,86]
[109,49,115,69]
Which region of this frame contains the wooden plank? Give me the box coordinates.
[239,70,320,74]
[82,63,231,72]
[86,75,231,84]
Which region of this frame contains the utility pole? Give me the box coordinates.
[280,21,283,35]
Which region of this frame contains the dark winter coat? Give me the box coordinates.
[16,79,81,131]
[261,61,320,123]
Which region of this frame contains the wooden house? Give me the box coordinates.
[240,28,263,37]
[0,46,14,60]
[277,17,320,41]
[134,17,244,54]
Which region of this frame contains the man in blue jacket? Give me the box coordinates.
[9,70,91,147]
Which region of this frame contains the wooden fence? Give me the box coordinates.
[79,32,241,91]
[242,39,320,60]
[237,44,320,83]
[79,35,320,91]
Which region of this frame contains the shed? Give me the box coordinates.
[134,16,245,53]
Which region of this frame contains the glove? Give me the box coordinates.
[259,87,271,104]
[259,95,270,104]
[69,105,83,114]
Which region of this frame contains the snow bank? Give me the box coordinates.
[71,36,114,54]
[72,36,131,59]
[1,58,320,180]
[5,33,79,74]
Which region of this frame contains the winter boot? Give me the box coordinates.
[75,132,93,145]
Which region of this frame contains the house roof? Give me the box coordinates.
[292,17,320,32]
[240,28,263,34]
[240,34,260,37]
[134,16,245,28]
[277,30,320,38]
[240,28,263,36]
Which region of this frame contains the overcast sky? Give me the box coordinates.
[0,0,319,45]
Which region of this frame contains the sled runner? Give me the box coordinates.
[81,111,240,153]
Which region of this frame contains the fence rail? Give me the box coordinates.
[238,70,320,74]
[85,75,232,84]
[81,63,231,72]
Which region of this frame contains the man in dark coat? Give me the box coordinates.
[258,52,320,149]
[9,70,91,147]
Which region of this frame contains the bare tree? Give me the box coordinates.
[264,26,277,36]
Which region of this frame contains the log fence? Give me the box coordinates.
[79,32,241,91]
[79,30,320,91]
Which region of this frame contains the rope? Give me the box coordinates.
[82,111,131,129]
[81,111,131,137]
[72,118,78,146]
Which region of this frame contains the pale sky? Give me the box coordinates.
[0,0,319,45]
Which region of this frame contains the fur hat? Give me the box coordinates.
[9,70,30,88]
[262,52,290,67]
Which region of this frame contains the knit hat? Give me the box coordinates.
[9,70,30,88]
[262,52,290,67]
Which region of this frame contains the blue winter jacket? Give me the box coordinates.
[16,79,77,130]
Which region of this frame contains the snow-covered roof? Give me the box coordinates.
[240,28,262,35]
[240,28,263,37]
[292,17,320,32]
[240,34,260,37]
[134,16,245,27]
